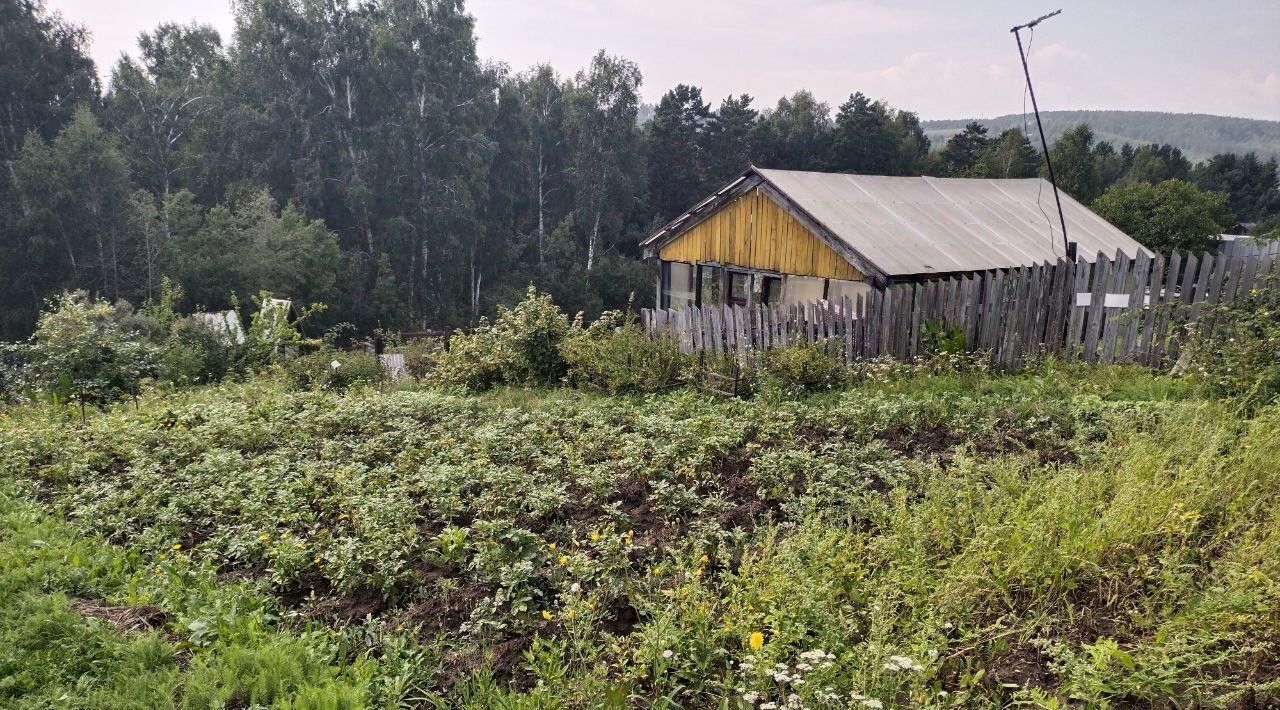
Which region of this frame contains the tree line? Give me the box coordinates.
[2,0,1278,340]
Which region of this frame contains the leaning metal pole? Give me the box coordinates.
[1012,10,1072,259]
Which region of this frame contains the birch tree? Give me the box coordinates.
[565,51,643,272]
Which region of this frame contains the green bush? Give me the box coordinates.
[560,311,688,394]
[398,338,444,381]
[755,341,849,394]
[157,316,247,386]
[431,287,570,390]
[0,342,28,404]
[1188,275,1280,406]
[284,349,384,391]
[430,322,508,390]
[25,292,153,414]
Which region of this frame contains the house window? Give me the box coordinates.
[783,275,826,304]
[660,261,696,309]
[728,271,751,307]
[827,278,871,305]
[757,275,783,305]
[699,264,723,306]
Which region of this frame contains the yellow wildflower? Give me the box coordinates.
[558,555,569,565]
[171,543,182,551]
[749,632,764,650]
[547,542,556,550]
[565,609,575,620]
[694,568,704,577]
[541,610,552,621]
[589,531,601,542]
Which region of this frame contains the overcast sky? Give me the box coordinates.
[47,0,1280,121]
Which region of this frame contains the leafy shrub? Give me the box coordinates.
[25,292,153,414]
[284,349,384,391]
[430,322,508,390]
[493,287,571,383]
[432,287,569,390]
[1188,275,1280,406]
[755,341,849,393]
[560,311,688,393]
[397,338,444,381]
[157,316,247,386]
[242,292,326,368]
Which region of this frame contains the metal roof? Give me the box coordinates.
[644,167,1150,278]
[754,169,1149,276]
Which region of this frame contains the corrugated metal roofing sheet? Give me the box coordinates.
[754,168,1150,276]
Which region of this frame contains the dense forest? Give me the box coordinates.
[2,0,1278,340]
[924,110,1280,162]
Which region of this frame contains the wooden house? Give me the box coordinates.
[641,167,1149,309]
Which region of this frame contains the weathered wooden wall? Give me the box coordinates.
[657,187,863,281]
[641,247,1280,369]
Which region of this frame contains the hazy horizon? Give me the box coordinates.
[45,0,1280,122]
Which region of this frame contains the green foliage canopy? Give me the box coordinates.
[1092,179,1233,253]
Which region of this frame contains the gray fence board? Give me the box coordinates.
[642,248,1270,371]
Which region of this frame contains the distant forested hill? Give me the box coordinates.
[922,111,1280,162]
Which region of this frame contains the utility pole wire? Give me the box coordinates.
[1012,9,1074,260]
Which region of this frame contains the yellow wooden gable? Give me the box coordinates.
[656,186,863,281]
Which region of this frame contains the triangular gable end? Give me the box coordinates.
[645,168,888,286]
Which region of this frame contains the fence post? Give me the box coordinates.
[909,282,924,359]
[1137,254,1164,365]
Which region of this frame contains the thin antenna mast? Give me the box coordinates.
[1012,9,1074,260]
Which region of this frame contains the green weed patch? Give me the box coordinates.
[1,365,1277,706]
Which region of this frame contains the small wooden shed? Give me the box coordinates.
[641,167,1149,309]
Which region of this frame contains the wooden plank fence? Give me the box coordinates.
[642,248,1280,368]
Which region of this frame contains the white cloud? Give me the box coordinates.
[1029,42,1091,66]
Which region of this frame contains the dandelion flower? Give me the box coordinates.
[558,555,568,565]
[547,542,556,550]
[541,610,552,621]
[749,631,765,650]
